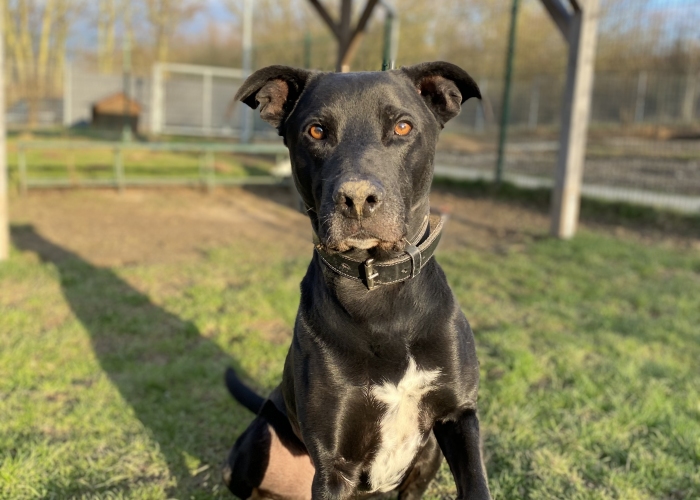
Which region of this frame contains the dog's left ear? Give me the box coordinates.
[235,65,313,129]
[401,62,481,127]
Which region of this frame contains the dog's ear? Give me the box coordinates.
[235,65,313,128]
[401,62,480,126]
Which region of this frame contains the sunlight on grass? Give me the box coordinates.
[1,230,699,499]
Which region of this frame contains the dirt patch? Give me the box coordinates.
[250,319,293,346]
[8,185,695,267]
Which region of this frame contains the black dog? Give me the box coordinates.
[223,62,490,500]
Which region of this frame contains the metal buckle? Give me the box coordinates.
[403,239,422,278]
[364,258,379,290]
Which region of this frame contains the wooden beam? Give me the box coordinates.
[337,0,353,72]
[0,1,8,261]
[350,0,379,42]
[308,0,381,72]
[549,0,600,239]
[540,0,572,40]
[308,0,340,38]
[340,0,380,70]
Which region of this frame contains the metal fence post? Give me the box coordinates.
[528,76,541,129]
[18,149,27,196]
[206,150,215,192]
[63,62,72,127]
[634,71,647,123]
[495,0,520,184]
[475,79,488,132]
[114,147,125,192]
[304,32,312,69]
[241,0,254,143]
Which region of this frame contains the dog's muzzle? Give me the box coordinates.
[314,213,446,290]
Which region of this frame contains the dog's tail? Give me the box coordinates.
[224,367,265,414]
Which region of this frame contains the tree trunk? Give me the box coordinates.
[37,0,54,90]
[99,0,116,73]
[3,1,25,92]
[52,0,71,95]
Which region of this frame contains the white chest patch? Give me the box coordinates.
[368,357,440,493]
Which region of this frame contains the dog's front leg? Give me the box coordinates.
[433,409,491,500]
[310,461,359,500]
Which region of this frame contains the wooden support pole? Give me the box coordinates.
[0,3,8,261]
[337,0,353,72]
[549,0,600,239]
[540,0,572,40]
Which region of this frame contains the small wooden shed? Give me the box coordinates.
[92,92,141,132]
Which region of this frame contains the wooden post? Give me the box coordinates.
[0,2,8,261]
[150,63,163,135]
[338,0,352,72]
[547,0,600,239]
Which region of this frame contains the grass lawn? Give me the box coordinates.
[1,218,699,498]
[5,138,275,188]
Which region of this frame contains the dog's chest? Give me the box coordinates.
[367,357,440,493]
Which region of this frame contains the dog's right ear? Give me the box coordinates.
[235,66,313,129]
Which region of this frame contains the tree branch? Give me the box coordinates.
[349,0,378,42]
[308,0,339,39]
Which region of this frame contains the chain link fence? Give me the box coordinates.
[3,0,699,213]
[433,0,700,213]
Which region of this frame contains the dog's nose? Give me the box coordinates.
[334,179,384,219]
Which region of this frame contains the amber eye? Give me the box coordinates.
[309,124,326,140]
[394,121,412,136]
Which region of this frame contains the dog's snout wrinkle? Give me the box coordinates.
[334,179,384,219]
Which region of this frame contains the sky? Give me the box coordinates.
[67,0,699,57]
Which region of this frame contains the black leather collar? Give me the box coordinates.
[313,213,445,290]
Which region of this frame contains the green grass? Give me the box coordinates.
[5,138,275,188]
[1,227,699,499]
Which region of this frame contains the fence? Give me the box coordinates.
[150,62,256,138]
[3,1,700,216]
[15,141,289,193]
[429,0,700,214]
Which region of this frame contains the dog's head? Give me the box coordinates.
[236,62,480,254]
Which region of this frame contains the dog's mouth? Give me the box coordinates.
[323,229,405,254]
[318,205,407,254]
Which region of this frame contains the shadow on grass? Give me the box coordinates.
[11,225,252,498]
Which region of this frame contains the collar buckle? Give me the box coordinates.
[403,239,422,278]
[363,258,380,290]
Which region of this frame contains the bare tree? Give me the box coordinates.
[98,0,117,73]
[146,0,202,63]
[3,0,83,125]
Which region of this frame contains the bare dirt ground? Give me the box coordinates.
[437,133,700,196]
[8,185,697,267]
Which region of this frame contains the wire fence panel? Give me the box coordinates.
[428,0,700,213]
[2,0,698,213]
